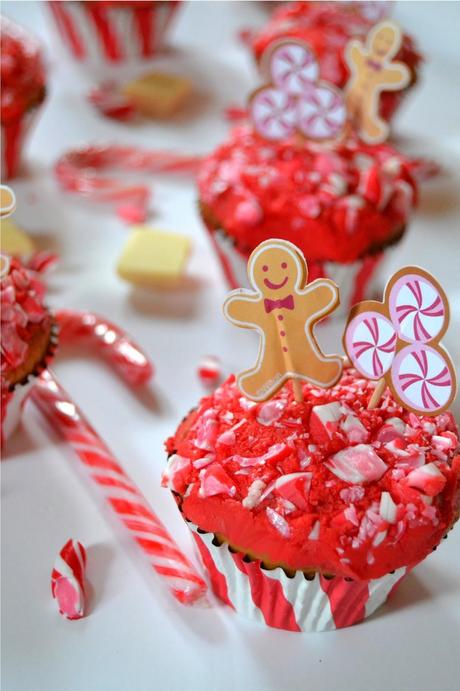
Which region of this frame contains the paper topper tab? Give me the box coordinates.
[344,20,410,144]
[0,185,16,218]
[223,239,343,402]
[248,40,347,142]
[343,267,457,416]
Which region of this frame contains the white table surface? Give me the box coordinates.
[2,2,460,690]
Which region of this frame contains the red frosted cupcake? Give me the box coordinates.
[251,1,422,124]
[0,17,47,180]
[46,1,182,78]
[198,125,418,313]
[1,255,56,446]
[163,372,460,632]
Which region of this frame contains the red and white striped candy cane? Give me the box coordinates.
[32,370,207,606]
[56,310,153,387]
[51,538,87,620]
[54,145,202,212]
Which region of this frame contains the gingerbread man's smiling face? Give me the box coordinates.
[249,242,305,297]
[369,24,398,61]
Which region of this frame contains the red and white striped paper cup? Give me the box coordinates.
[208,226,386,318]
[1,107,43,180]
[46,1,182,77]
[190,523,410,633]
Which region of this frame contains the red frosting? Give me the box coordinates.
[164,373,460,580]
[0,17,46,124]
[1,256,50,389]
[251,1,422,123]
[198,126,417,263]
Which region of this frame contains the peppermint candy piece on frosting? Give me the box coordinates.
[391,343,454,414]
[269,42,319,96]
[326,444,388,484]
[272,472,312,511]
[345,311,397,379]
[389,272,447,343]
[161,454,191,494]
[250,86,298,141]
[51,539,87,621]
[310,401,342,444]
[198,464,236,498]
[406,462,447,497]
[297,84,346,141]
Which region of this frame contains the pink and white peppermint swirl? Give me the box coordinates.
[297,83,346,140]
[389,273,446,343]
[250,87,298,140]
[392,344,454,413]
[345,311,397,379]
[269,42,319,96]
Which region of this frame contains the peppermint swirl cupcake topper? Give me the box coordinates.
[343,266,457,416]
[248,40,347,142]
[344,20,410,144]
[223,239,343,402]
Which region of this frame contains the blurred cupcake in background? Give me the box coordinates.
[1,255,56,446]
[46,0,182,79]
[251,1,422,125]
[0,16,47,179]
[198,126,418,314]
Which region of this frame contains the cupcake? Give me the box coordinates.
[198,126,418,313]
[0,16,47,180]
[163,372,460,632]
[1,255,56,446]
[46,1,182,79]
[251,1,422,125]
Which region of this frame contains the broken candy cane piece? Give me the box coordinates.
[161,454,191,494]
[256,399,286,426]
[376,417,406,443]
[340,414,369,443]
[326,444,388,484]
[261,472,313,511]
[56,310,153,387]
[198,464,236,498]
[197,356,222,388]
[406,463,447,497]
[379,491,398,524]
[310,402,343,444]
[51,539,87,620]
[232,443,289,468]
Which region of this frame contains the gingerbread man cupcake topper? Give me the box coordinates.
[249,40,347,142]
[344,20,410,144]
[224,239,343,402]
[343,266,457,415]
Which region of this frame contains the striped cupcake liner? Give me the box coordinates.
[188,522,410,633]
[208,226,386,318]
[1,106,43,180]
[46,1,181,76]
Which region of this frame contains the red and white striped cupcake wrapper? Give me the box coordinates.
[190,524,410,633]
[209,227,386,317]
[47,1,181,74]
[1,107,42,180]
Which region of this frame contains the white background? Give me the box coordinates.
[2,2,460,690]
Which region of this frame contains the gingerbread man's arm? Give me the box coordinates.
[298,279,340,321]
[223,291,264,329]
[346,40,366,70]
[381,62,410,89]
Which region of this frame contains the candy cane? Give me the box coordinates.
[31,370,207,606]
[55,310,153,387]
[54,145,202,211]
[51,539,87,620]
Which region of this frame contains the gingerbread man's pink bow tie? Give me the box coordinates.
[264,294,295,313]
